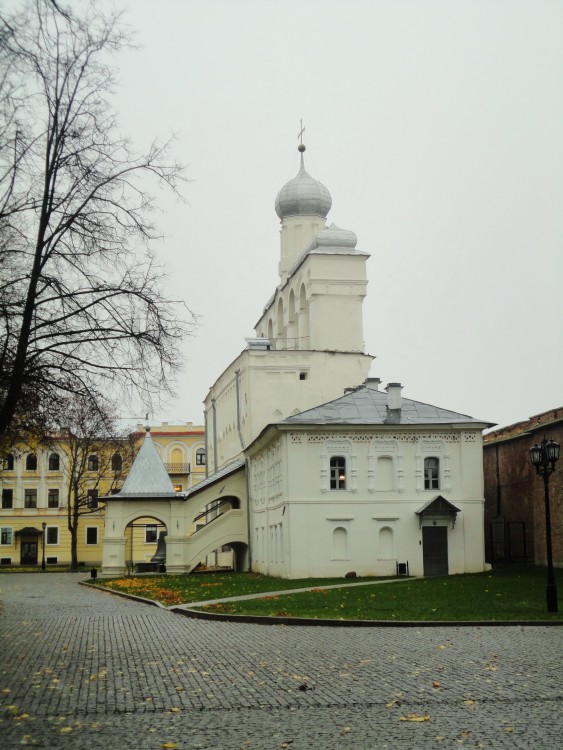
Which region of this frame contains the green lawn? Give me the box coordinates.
[94,572,386,607]
[94,566,563,621]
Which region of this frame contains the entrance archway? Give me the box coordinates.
[124,516,168,573]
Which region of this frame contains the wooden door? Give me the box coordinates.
[21,541,38,565]
[422,526,448,576]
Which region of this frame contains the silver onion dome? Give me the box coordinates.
[275,150,332,220]
[307,223,357,252]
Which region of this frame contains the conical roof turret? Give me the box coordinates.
[118,427,178,498]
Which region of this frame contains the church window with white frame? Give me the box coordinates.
[424,457,440,490]
[329,456,346,490]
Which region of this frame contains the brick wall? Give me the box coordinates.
[483,410,563,567]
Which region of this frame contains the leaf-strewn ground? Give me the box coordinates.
[94,566,563,621]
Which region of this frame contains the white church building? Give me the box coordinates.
[101,143,491,579]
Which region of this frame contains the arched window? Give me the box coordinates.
[424,457,440,490]
[111,453,122,472]
[196,448,206,466]
[330,456,346,490]
[298,283,309,346]
[3,454,14,471]
[26,453,38,471]
[87,454,99,472]
[48,453,60,471]
[276,297,285,344]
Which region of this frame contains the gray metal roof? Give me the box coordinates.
[280,385,491,427]
[111,429,178,499]
[186,459,245,498]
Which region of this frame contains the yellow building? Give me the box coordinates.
[0,422,205,568]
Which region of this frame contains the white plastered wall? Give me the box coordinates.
[248,427,486,579]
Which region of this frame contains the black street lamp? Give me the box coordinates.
[41,522,46,572]
[529,437,560,613]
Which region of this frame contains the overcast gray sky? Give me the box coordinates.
[110,0,562,430]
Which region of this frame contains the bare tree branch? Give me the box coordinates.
[0,0,195,437]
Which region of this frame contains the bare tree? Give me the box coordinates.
[0,0,194,438]
[51,395,134,570]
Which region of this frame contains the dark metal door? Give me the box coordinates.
[21,541,38,565]
[422,526,448,576]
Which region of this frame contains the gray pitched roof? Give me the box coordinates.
[280,385,491,427]
[186,459,245,498]
[111,429,178,499]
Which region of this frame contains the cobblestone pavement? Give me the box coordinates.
[0,574,562,749]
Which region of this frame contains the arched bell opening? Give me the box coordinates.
[124,515,168,574]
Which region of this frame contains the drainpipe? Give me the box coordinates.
[245,456,252,572]
[203,410,209,479]
[211,398,217,474]
[235,369,245,451]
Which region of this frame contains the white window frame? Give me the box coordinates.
[329,456,347,490]
[24,488,38,508]
[424,457,440,490]
[145,525,158,544]
[47,488,60,508]
[2,488,14,509]
[0,527,13,545]
[46,526,59,545]
[85,527,98,545]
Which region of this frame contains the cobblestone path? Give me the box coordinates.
[0,574,561,749]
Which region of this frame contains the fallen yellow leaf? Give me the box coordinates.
[400,714,430,722]
[161,744,177,749]
[60,727,73,733]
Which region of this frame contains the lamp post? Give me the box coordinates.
[529,437,560,613]
[41,522,46,572]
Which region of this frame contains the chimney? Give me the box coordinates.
[364,377,382,391]
[386,382,403,410]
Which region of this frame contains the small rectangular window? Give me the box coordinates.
[195,449,206,466]
[48,489,59,508]
[145,525,158,544]
[24,488,37,508]
[46,527,58,545]
[424,458,440,490]
[1,528,13,545]
[86,527,98,545]
[329,456,347,490]
[2,489,13,509]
